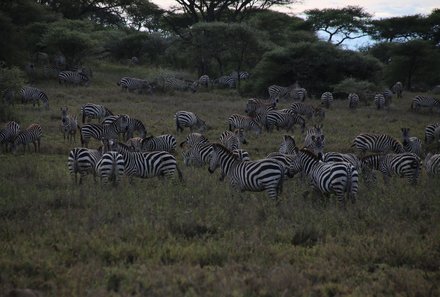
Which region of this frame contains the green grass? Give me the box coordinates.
[1,63,440,296]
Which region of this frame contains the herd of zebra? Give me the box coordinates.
[3,74,440,207]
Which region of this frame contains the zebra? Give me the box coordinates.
[425,123,440,145]
[266,152,299,178]
[81,103,113,123]
[130,56,139,66]
[219,129,247,151]
[232,149,250,162]
[361,153,420,185]
[175,111,207,133]
[140,134,177,153]
[320,92,333,109]
[179,132,209,149]
[213,75,236,89]
[101,116,146,140]
[208,143,284,200]
[410,96,440,112]
[68,147,102,184]
[117,77,152,94]
[11,123,43,154]
[374,93,386,110]
[267,84,295,101]
[126,137,143,152]
[245,98,276,117]
[60,107,79,143]
[424,153,440,177]
[392,82,403,98]
[279,135,297,155]
[289,102,325,121]
[182,142,213,167]
[230,71,250,81]
[296,148,358,206]
[266,110,306,133]
[348,93,359,109]
[320,152,368,184]
[382,89,393,106]
[20,86,49,109]
[0,121,20,152]
[401,128,422,156]
[304,124,325,153]
[80,115,129,147]
[228,114,262,135]
[164,77,197,92]
[58,70,90,86]
[291,88,307,102]
[95,151,125,186]
[352,133,405,157]
[198,75,210,88]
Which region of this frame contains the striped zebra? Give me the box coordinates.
[232,149,250,162]
[245,98,276,117]
[198,75,210,88]
[95,151,125,185]
[11,123,43,154]
[401,128,422,156]
[58,70,90,86]
[208,143,284,200]
[322,152,361,171]
[410,95,440,112]
[424,123,440,145]
[179,132,209,149]
[374,93,386,110]
[219,129,247,151]
[117,77,152,94]
[392,82,403,98]
[80,115,129,147]
[214,75,236,89]
[424,153,440,177]
[352,133,405,156]
[20,86,49,109]
[228,114,262,135]
[304,124,325,154]
[361,153,420,185]
[279,135,297,155]
[60,107,79,143]
[348,93,359,109]
[266,152,299,178]
[296,148,358,206]
[68,147,102,184]
[126,137,143,152]
[267,84,295,101]
[182,142,213,167]
[382,89,393,106]
[140,134,177,153]
[175,111,207,133]
[81,103,113,123]
[101,116,146,140]
[291,88,307,102]
[289,102,325,121]
[0,121,20,152]
[266,110,306,133]
[164,77,197,92]
[230,71,250,81]
[320,92,333,109]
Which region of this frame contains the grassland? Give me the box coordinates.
[1,62,440,297]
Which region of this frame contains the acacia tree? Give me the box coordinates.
[304,6,371,46]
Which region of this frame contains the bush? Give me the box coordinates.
[332,78,379,102]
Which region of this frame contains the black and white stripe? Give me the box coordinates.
[208,143,284,200]
[140,134,177,153]
[320,92,333,109]
[266,152,299,178]
[291,88,307,102]
[117,77,152,94]
[164,77,197,92]
[175,111,207,133]
[392,82,403,98]
[182,142,213,167]
[81,103,113,123]
[289,102,325,121]
[382,89,393,106]
[410,96,440,112]
[424,153,440,177]
[279,135,297,155]
[274,109,306,133]
[304,124,325,155]
[230,71,250,81]
[68,147,102,184]
[95,151,125,185]
[60,107,79,143]
[198,75,210,88]
[219,129,247,151]
[228,114,262,135]
[0,121,20,152]
[80,115,129,147]
[401,128,422,156]
[101,116,146,140]
[352,133,405,156]
[348,93,359,109]
[245,98,276,117]
[20,86,49,109]
[374,93,386,110]
[179,132,209,149]
[424,123,440,144]
[214,75,236,89]
[267,85,294,101]
[11,123,43,153]
[126,137,143,152]
[58,70,90,86]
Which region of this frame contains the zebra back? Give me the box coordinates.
[140,134,177,153]
[320,92,333,109]
[352,133,404,155]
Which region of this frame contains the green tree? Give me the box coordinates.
[369,15,426,42]
[124,0,164,32]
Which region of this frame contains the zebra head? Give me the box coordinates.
[313,107,325,122]
[60,107,68,123]
[208,143,223,173]
[279,135,296,155]
[234,128,247,145]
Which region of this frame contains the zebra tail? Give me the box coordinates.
[80,129,84,146]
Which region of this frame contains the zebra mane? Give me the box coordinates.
[299,148,320,160]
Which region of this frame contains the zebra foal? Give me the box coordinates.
[60,107,79,143]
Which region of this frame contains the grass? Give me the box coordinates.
[1,63,440,296]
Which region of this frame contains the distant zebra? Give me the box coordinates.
[179,132,209,149]
[266,110,306,133]
[164,77,197,92]
[291,88,307,102]
[60,107,79,143]
[175,111,207,133]
[117,77,152,94]
[424,123,440,144]
[95,151,125,185]
[208,143,284,200]
[140,134,177,153]
[304,124,325,154]
[230,71,250,80]
[352,133,405,156]
[424,153,440,177]
[410,95,440,112]
[68,147,102,184]
[219,129,247,151]
[374,93,386,110]
[245,98,276,117]
[296,148,358,206]
[401,128,422,156]
[0,121,20,152]
[80,115,129,147]
[58,70,90,86]
[361,153,420,185]
[198,75,210,88]
[81,103,113,123]
[11,123,43,154]
[101,116,146,140]
[20,86,49,109]
[267,85,294,101]
[392,82,403,98]
[214,75,236,89]
[382,89,393,106]
[348,93,359,109]
[289,102,325,121]
[279,135,297,155]
[228,114,262,135]
[320,92,333,109]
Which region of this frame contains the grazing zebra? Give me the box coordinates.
[228,114,262,135]
[0,121,20,152]
[68,147,102,184]
[304,124,325,152]
[80,115,129,147]
[182,142,213,167]
[214,75,236,89]
[245,98,276,117]
[392,82,403,98]
[361,153,420,185]
[164,77,197,92]
[374,93,386,110]
[11,123,43,154]
[126,137,143,152]
[102,116,146,140]
[291,88,307,102]
[266,110,306,133]
[424,153,440,177]
[117,77,152,94]
[175,111,207,133]
[320,92,333,109]
[20,86,49,109]
[198,75,210,88]
[424,123,440,145]
[267,85,295,101]
[219,129,247,151]
[382,89,393,106]
[296,148,358,206]
[352,133,405,156]
[60,107,79,143]
[230,71,250,81]
[95,151,125,185]
[140,134,177,153]
[401,128,422,156]
[410,95,440,112]
[58,70,90,86]
[179,132,209,149]
[290,102,325,121]
[81,103,113,123]
[208,143,284,200]
[266,152,299,178]
[348,93,359,109]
